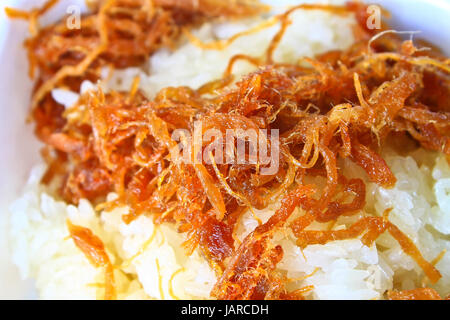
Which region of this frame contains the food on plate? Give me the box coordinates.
[6,0,450,300]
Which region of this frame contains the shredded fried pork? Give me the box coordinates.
[8,0,450,300]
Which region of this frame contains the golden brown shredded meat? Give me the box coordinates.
[8,0,450,300]
[388,288,449,300]
[67,221,116,300]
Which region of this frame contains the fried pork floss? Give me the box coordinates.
[67,221,116,300]
[13,1,450,299]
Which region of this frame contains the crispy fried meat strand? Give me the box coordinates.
[388,288,449,300]
[212,185,316,300]
[350,138,397,188]
[67,221,116,300]
[8,0,266,110]
[293,212,442,284]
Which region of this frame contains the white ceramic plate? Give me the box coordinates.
[0,0,448,299]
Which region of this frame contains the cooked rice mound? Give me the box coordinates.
[7,0,450,299]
